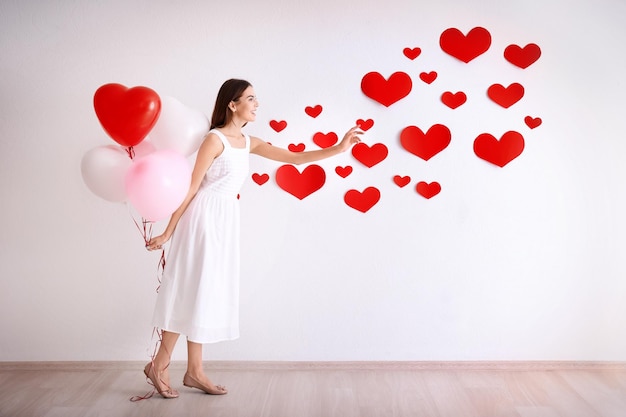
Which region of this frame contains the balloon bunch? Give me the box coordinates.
[81,84,209,236]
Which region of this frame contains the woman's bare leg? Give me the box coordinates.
[184,340,228,394]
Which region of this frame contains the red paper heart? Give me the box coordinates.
[393,175,411,188]
[335,166,353,178]
[440,27,491,63]
[252,173,269,185]
[419,71,438,84]
[504,43,541,69]
[356,118,374,131]
[400,124,451,161]
[305,105,323,118]
[288,143,306,152]
[93,83,161,147]
[344,187,381,213]
[416,181,441,199]
[275,164,326,199]
[313,132,338,148]
[351,142,388,168]
[361,71,412,107]
[474,131,525,167]
[524,116,542,129]
[487,83,524,108]
[269,120,287,132]
[441,91,467,109]
[403,47,421,60]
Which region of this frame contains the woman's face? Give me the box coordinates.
[233,86,259,123]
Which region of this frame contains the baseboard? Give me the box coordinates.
[1,360,625,371]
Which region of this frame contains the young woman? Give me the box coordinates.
[143,79,362,398]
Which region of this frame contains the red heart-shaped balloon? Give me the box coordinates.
[361,71,412,107]
[440,27,491,63]
[504,43,541,69]
[400,124,451,161]
[313,132,338,148]
[474,131,525,167]
[416,181,441,199]
[275,164,326,200]
[441,91,467,109]
[344,187,381,213]
[487,83,525,108]
[352,142,388,168]
[93,83,161,147]
[269,120,287,132]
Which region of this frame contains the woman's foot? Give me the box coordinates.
[144,362,179,399]
[183,372,228,395]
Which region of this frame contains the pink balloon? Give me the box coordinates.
[125,150,191,221]
[81,145,132,202]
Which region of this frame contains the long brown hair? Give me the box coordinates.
[210,79,252,129]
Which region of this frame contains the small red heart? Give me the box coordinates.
[440,27,491,63]
[504,43,541,69]
[474,131,525,167]
[305,105,323,118]
[419,71,438,84]
[313,132,338,148]
[524,116,542,129]
[344,187,381,213]
[403,47,421,60]
[400,124,451,161]
[288,143,306,152]
[269,120,287,132]
[93,83,161,147]
[252,173,269,185]
[441,91,467,109]
[393,175,411,188]
[275,164,326,199]
[487,83,524,108]
[352,142,388,168]
[416,181,441,199]
[356,118,374,131]
[361,71,412,107]
[335,166,353,178]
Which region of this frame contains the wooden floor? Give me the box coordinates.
[1,362,625,417]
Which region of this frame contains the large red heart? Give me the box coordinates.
[504,43,541,69]
[473,131,525,167]
[439,27,491,63]
[275,164,326,199]
[93,83,161,147]
[400,124,451,161]
[487,83,524,108]
[313,132,338,148]
[441,91,467,109]
[416,181,441,199]
[344,187,381,213]
[361,71,412,107]
[352,142,388,168]
[269,120,287,132]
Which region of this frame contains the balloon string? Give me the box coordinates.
[126,146,135,160]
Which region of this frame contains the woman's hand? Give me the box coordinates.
[336,125,363,152]
[146,234,170,251]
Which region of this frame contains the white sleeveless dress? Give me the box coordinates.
[152,129,250,343]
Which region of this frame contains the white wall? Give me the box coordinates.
[1,0,625,362]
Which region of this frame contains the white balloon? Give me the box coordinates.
[147,96,209,156]
[81,145,132,202]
